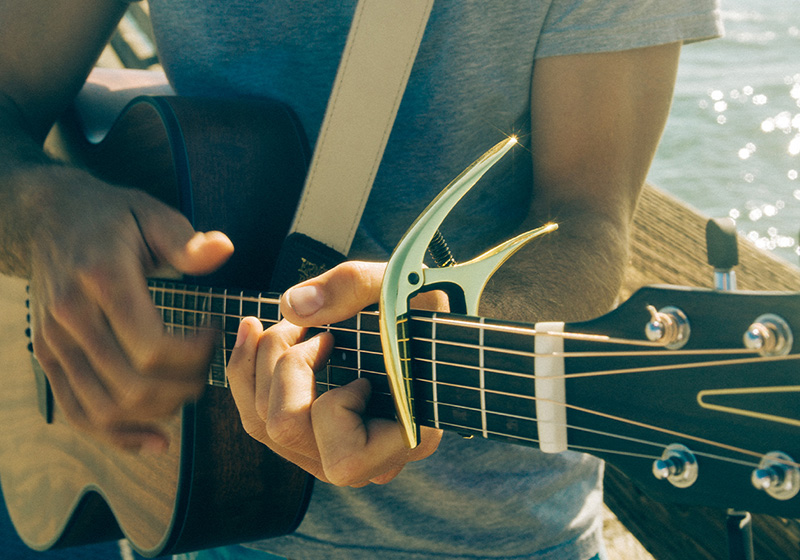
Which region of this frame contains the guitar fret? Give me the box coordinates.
[205,288,225,387]
[431,313,439,429]
[147,281,285,388]
[356,310,362,378]
[479,318,487,439]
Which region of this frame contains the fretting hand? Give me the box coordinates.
[228,261,444,487]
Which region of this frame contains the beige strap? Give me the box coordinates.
[289,0,434,255]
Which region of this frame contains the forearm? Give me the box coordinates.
[0,1,130,277]
[482,43,683,324]
[0,103,64,278]
[480,206,630,324]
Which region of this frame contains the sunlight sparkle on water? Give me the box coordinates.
[738,142,757,160]
[647,2,800,263]
[789,135,800,155]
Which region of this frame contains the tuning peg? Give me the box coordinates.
[743,313,793,357]
[706,217,738,290]
[751,451,800,500]
[645,305,690,350]
[652,443,698,488]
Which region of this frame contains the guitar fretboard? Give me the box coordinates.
[150,280,282,387]
[149,279,550,447]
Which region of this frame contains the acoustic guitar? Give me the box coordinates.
[3,93,800,557]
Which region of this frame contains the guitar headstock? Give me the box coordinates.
[566,283,800,517]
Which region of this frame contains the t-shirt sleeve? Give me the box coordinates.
[534,0,723,59]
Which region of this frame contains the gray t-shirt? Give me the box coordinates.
[145,1,722,558]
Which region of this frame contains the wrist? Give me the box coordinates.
[0,162,79,278]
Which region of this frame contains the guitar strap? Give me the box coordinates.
[271,0,434,290]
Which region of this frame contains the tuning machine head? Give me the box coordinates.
[645,305,690,349]
[652,443,698,488]
[743,314,793,357]
[751,451,800,501]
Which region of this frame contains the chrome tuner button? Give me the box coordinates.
[743,314,793,357]
[652,443,698,488]
[751,451,800,500]
[645,306,690,350]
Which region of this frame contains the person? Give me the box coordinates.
[0,1,722,559]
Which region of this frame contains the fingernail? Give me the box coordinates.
[286,285,324,317]
[234,319,251,348]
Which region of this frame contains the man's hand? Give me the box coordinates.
[228,261,444,487]
[25,166,233,453]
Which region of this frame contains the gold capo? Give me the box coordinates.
[378,137,558,448]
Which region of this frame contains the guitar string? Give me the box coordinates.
[149,282,768,349]
[152,288,799,469]
[155,299,780,382]
[153,296,763,361]
[152,293,797,398]
[411,412,750,467]
[148,286,764,355]
[158,317,793,470]
[314,378,761,469]
[152,288,798,403]
[315,363,781,467]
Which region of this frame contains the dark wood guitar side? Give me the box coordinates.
[0,96,314,556]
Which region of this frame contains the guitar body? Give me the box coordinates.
[0,96,313,555]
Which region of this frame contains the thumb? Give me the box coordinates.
[281,261,384,326]
[169,230,235,275]
[134,200,234,276]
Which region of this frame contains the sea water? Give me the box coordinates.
[648,0,800,264]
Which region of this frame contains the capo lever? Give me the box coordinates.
[379,136,558,448]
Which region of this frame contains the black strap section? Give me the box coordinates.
[270,233,347,292]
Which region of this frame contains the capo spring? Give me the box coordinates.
[427,229,457,267]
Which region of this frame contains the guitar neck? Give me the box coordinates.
[151,277,800,520]
[150,279,543,447]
